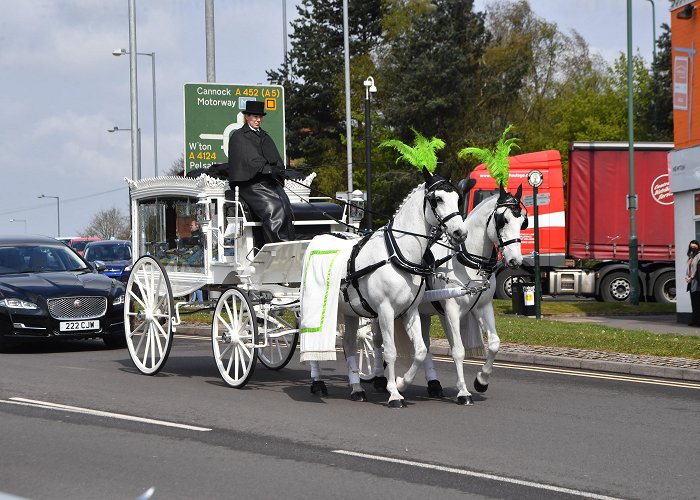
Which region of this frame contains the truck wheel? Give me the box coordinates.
[653,272,676,304]
[495,269,531,300]
[600,271,631,302]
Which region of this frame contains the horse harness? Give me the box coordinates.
[341,179,462,319]
[429,197,526,316]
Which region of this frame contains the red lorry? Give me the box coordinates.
[468,142,676,303]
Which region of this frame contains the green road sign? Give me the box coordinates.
[183,83,285,174]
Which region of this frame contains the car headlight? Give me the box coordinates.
[0,298,39,310]
[113,294,125,306]
[124,265,132,272]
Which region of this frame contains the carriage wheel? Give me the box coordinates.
[356,320,377,382]
[212,287,257,388]
[124,256,174,375]
[257,310,299,370]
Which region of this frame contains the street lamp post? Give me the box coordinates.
[363,76,377,231]
[646,0,656,63]
[108,126,141,177]
[37,195,60,237]
[9,218,27,233]
[113,48,158,177]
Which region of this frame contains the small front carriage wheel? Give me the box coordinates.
[212,287,258,387]
[124,256,175,375]
[257,309,299,370]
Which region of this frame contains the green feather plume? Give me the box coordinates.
[458,124,520,186]
[379,128,445,173]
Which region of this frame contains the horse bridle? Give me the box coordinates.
[486,199,528,250]
[423,178,463,242]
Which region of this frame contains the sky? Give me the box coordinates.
[0,0,671,239]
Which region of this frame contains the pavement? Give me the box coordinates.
[178,314,700,383]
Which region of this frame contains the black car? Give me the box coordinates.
[0,235,126,349]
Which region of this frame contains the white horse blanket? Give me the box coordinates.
[299,233,358,363]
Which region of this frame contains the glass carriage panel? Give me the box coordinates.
[136,196,206,275]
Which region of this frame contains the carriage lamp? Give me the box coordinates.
[196,197,213,223]
[349,190,366,226]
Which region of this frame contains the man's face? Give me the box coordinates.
[244,113,263,129]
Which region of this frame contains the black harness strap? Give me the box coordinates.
[342,232,382,318]
[383,219,437,276]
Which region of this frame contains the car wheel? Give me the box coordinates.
[495,269,531,300]
[600,271,631,302]
[653,272,676,304]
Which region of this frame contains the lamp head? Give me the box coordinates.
[107,126,118,133]
[37,194,45,199]
[363,76,377,93]
[112,48,127,56]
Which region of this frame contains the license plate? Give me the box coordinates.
[60,320,99,332]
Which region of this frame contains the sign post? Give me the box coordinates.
[528,169,543,320]
[183,83,285,174]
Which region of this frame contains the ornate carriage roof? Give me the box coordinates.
[125,174,228,201]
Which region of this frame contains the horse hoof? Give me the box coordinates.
[310,380,328,396]
[427,380,444,398]
[473,377,488,393]
[457,395,474,406]
[388,399,405,409]
[373,376,388,393]
[350,390,367,402]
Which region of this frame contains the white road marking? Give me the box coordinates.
[176,334,700,389]
[332,449,623,500]
[431,356,700,389]
[1,397,211,432]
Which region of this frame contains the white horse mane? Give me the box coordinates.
[391,183,425,219]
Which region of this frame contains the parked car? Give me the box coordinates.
[0,234,126,350]
[83,240,133,283]
[57,237,101,256]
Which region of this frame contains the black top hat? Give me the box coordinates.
[241,100,266,116]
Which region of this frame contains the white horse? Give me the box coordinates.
[368,184,527,402]
[415,184,527,404]
[305,168,469,408]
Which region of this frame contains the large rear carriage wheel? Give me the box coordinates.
[124,256,174,375]
[212,287,258,387]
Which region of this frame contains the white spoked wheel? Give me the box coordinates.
[212,287,257,388]
[357,319,377,382]
[257,308,299,370]
[124,256,174,375]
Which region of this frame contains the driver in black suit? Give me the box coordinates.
[226,100,295,243]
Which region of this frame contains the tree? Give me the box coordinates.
[379,0,488,161]
[267,0,384,168]
[166,154,184,176]
[645,23,673,141]
[80,207,130,240]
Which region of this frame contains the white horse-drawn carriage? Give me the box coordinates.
[123,171,378,386]
[123,168,527,407]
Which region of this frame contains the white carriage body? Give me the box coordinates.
[126,173,346,298]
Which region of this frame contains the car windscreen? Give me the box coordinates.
[0,245,89,274]
[84,244,132,262]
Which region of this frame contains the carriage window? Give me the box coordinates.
[137,196,205,274]
[472,189,499,208]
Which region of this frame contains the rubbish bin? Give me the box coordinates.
[522,283,536,317]
[511,281,536,316]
